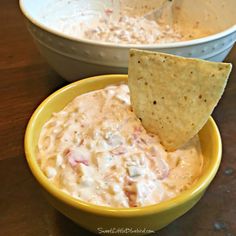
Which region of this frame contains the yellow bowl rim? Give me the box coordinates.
[24,74,222,218]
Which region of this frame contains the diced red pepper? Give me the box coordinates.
[64,148,89,167]
[105,8,113,15]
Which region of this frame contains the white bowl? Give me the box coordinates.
[20,0,236,81]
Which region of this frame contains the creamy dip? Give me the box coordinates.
[37,84,203,208]
[83,15,184,44]
[40,1,191,44]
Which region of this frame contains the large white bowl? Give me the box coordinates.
[20,0,236,81]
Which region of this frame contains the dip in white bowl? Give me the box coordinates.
[39,0,201,44]
[20,0,236,80]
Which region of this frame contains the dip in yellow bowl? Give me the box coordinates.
[25,74,222,234]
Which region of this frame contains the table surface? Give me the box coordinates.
[1,1,236,236]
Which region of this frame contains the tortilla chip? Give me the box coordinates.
[128,49,232,151]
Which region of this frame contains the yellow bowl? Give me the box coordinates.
[24,74,222,235]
